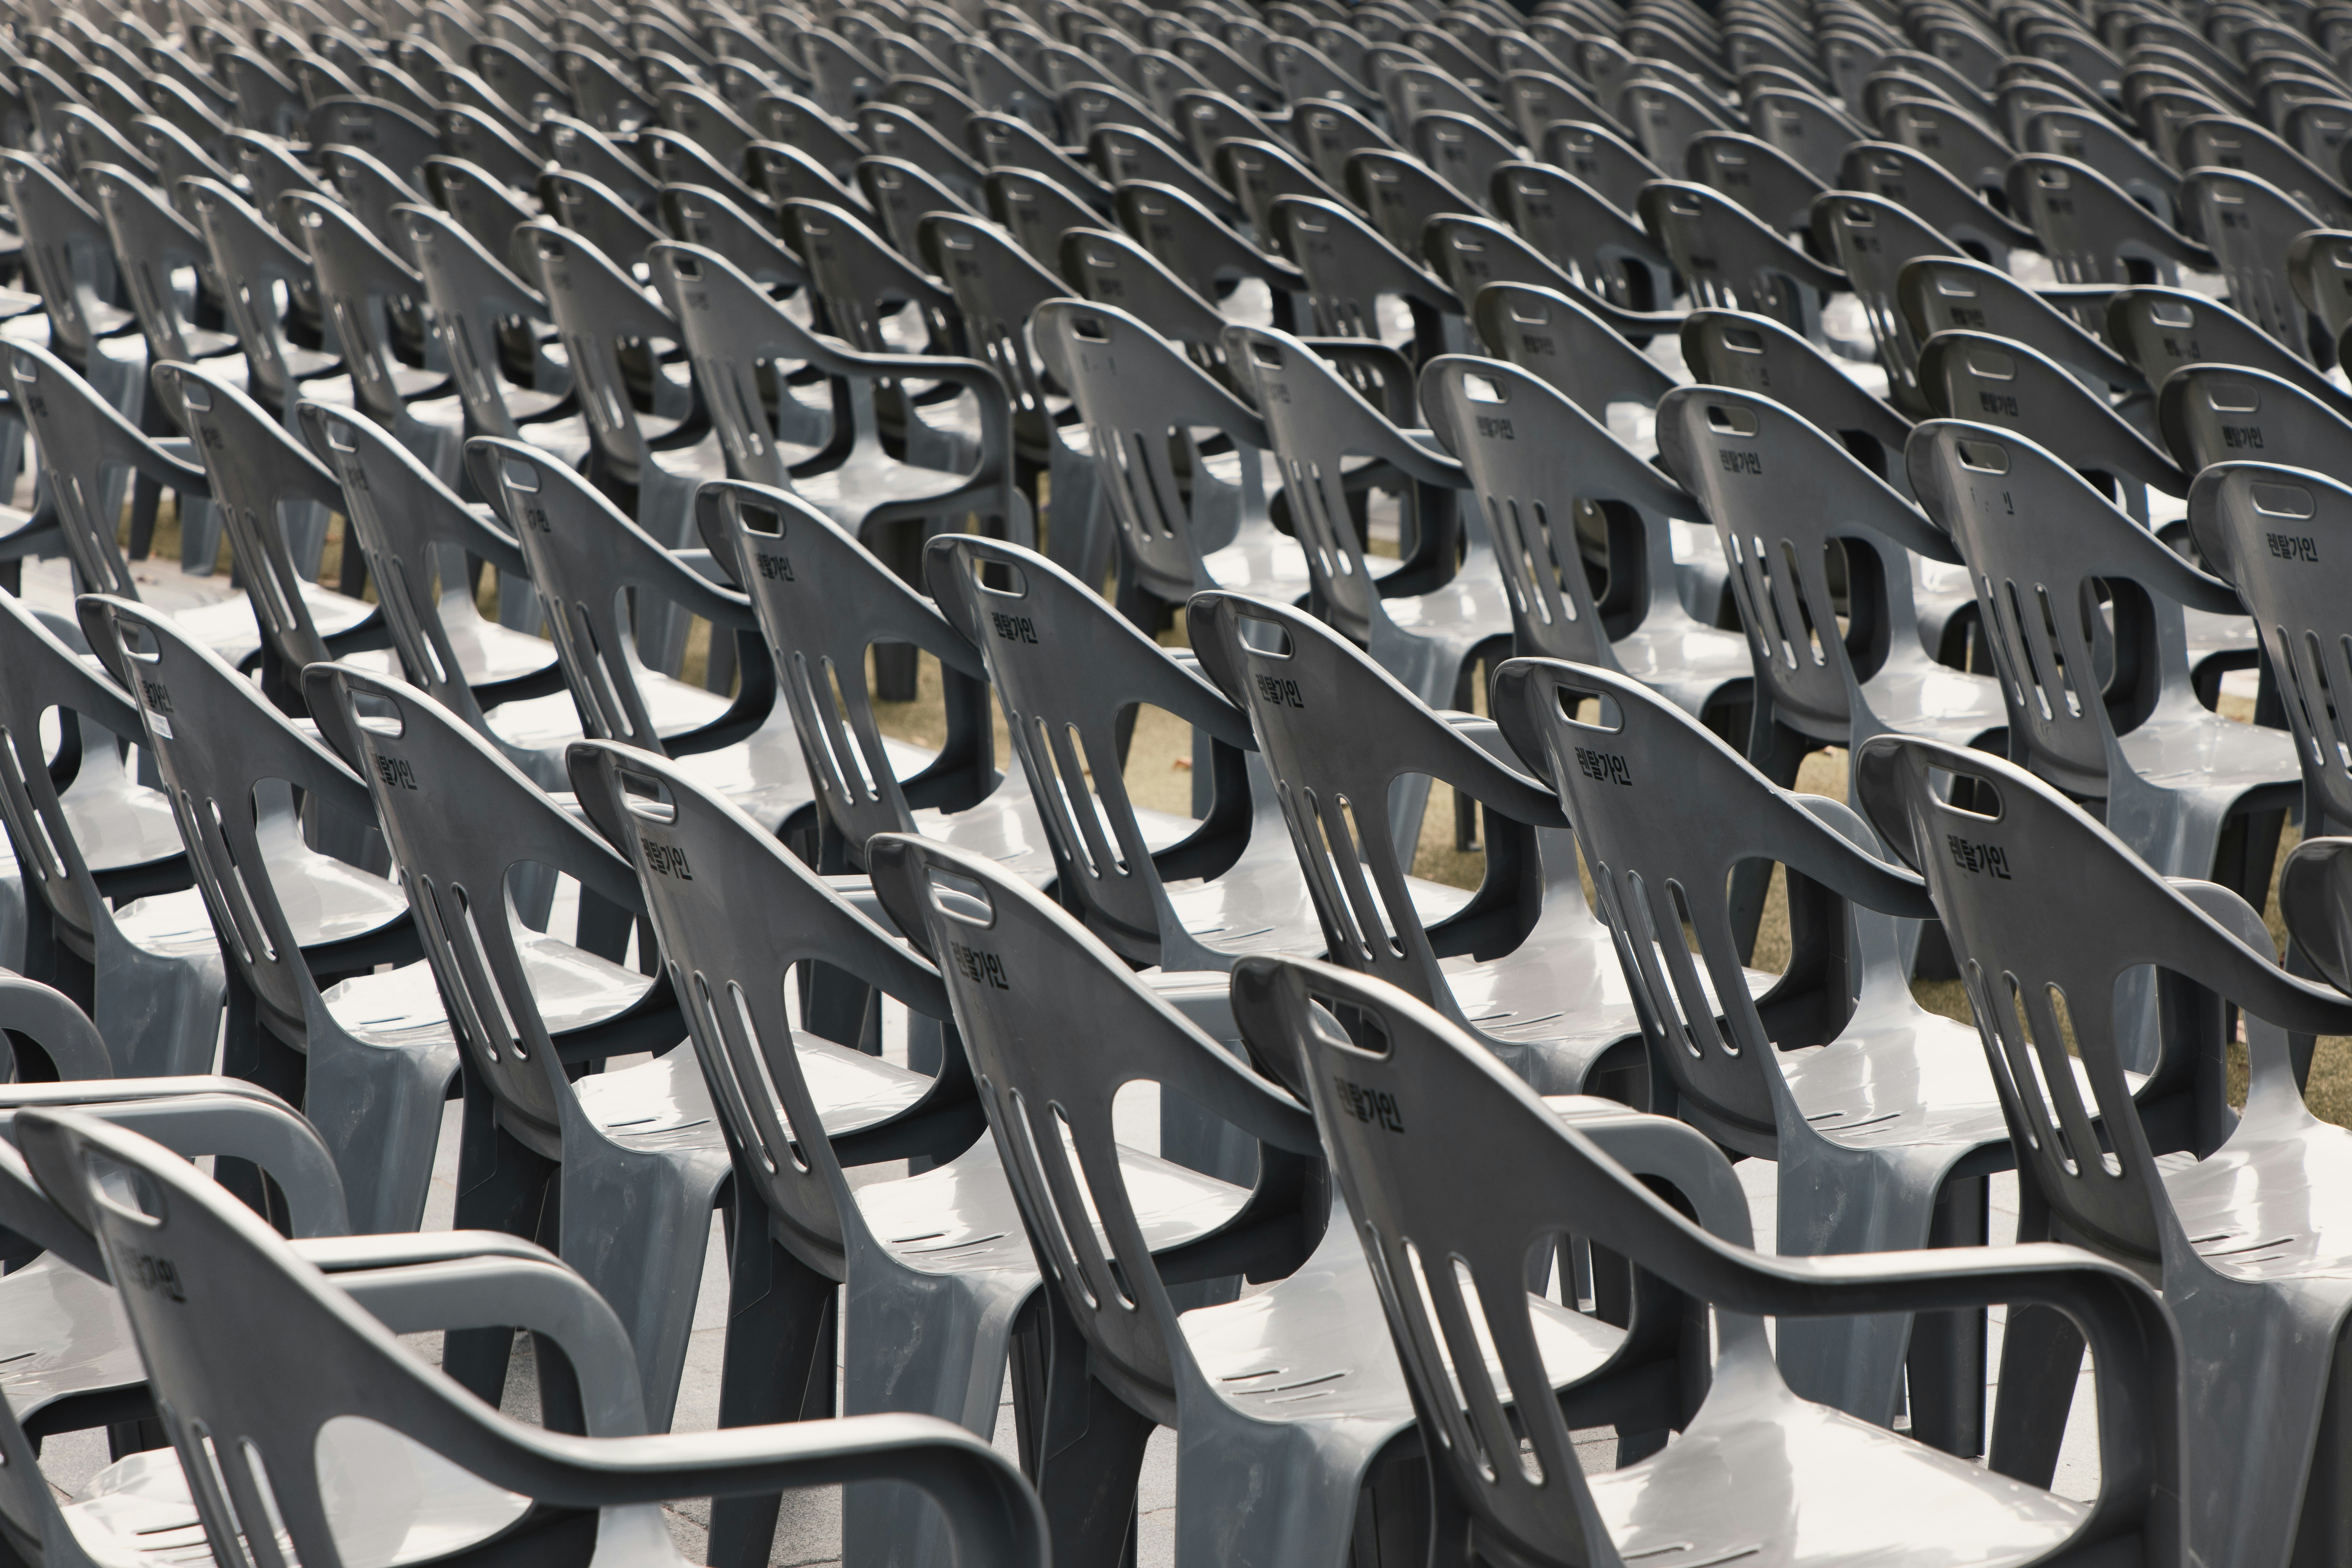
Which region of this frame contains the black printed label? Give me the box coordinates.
[1719,449,1763,475]
[755,551,794,581]
[1574,746,1633,786]
[948,941,1009,989]
[116,1244,186,1302]
[374,755,418,791]
[644,840,693,881]
[1945,833,2012,879]
[1332,1075,1406,1132]
[991,611,1039,643]
[1254,674,1305,708]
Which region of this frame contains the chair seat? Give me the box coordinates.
[1856,657,2009,747]
[1589,1372,2090,1568]
[858,1128,1253,1278]
[1185,1197,1627,1429]
[2116,706,2302,797]
[1381,550,1514,655]
[60,1424,689,1568]
[1778,1007,2016,1152]
[794,450,973,527]
[0,1252,139,1423]
[436,607,561,686]
[61,759,189,873]
[907,765,1065,888]
[170,577,376,667]
[1199,517,1312,604]
[2183,605,2258,672]
[1166,851,1475,959]
[323,932,659,1044]
[2163,1109,2352,1281]
[1439,905,1652,1093]
[1609,618,1754,716]
[516,410,594,467]
[114,885,240,957]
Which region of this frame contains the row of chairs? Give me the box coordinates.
[8,0,2352,1564]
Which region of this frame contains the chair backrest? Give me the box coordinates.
[520,216,693,479]
[1685,129,1827,236]
[76,594,378,1055]
[1420,351,1694,657]
[917,209,1070,472]
[2159,361,2352,482]
[1836,140,2036,268]
[1187,589,1568,1030]
[1490,158,1674,313]
[1113,176,1302,314]
[1853,731,2352,1268]
[2105,285,2347,408]
[423,154,538,260]
[309,92,438,184]
[924,533,1260,966]
[6,336,208,600]
[1657,381,1954,743]
[84,162,220,369]
[1031,296,1270,605]
[1898,255,2148,399]
[298,401,534,746]
[1679,307,1918,491]
[2177,111,2350,226]
[1271,191,1452,352]
[1904,419,2241,798]
[15,1104,1050,1568]
[0,148,117,363]
[866,830,1319,1430]
[1467,279,1676,425]
[308,658,656,1158]
[2024,104,2182,225]
[1915,328,2186,505]
[1637,178,1845,340]
[2177,166,2325,359]
[1811,188,1968,412]
[468,435,769,757]
[2288,227,2352,349]
[2009,152,2214,288]
[983,162,1100,267]
[658,181,810,292]
[1227,322,1464,643]
[0,590,154,1004]
[565,738,957,1278]
[855,153,979,260]
[783,196,961,359]
[1345,144,1477,255]
[2187,460,2352,835]
[281,190,425,430]
[396,200,551,444]
[1493,655,1931,1150]
[180,176,316,413]
[157,360,356,697]
[541,165,669,269]
[695,474,994,852]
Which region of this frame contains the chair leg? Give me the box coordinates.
[1906,1174,1989,1458]
[444,1067,561,1410]
[707,1193,841,1568]
[1986,1303,2084,1488]
[1033,1293,1158,1568]
[215,974,308,1229]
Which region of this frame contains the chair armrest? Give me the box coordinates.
[0,1087,347,1241]
[484,1413,1044,1568]
[325,1252,649,1437]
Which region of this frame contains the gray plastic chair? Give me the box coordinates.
[517,218,724,575]
[1812,187,1981,415]
[1187,588,1649,1099]
[925,529,1416,972]
[2177,165,2330,361]
[1030,296,1310,627]
[281,190,465,481]
[15,1104,1049,1568]
[1113,175,1307,329]
[179,175,345,421]
[1483,160,1681,318]
[866,829,1486,1568]
[2024,103,2183,226]
[1495,652,2027,1450]
[73,592,459,1235]
[2010,152,2217,290]
[1915,327,2191,528]
[1856,731,2352,1568]
[2106,283,2352,408]
[916,210,1107,582]
[301,656,721,1431]
[2188,460,2352,838]
[1242,939,2188,1568]
[1226,323,1511,846]
[1418,355,1756,742]
[565,735,1059,1568]
[0,149,141,413]
[2160,360,2352,491]
[698,477,1053,885]
[1898,255,2152,408]
[1270,191,1459,364]
[465,435,812,831]
[1639,178,1848,345]
[1656,381,2009,795]
[295,399,576,778]
[153,360,386,709]
[0,591,220,1079]
[1905,418,2299,918]
[396,202,583,466]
